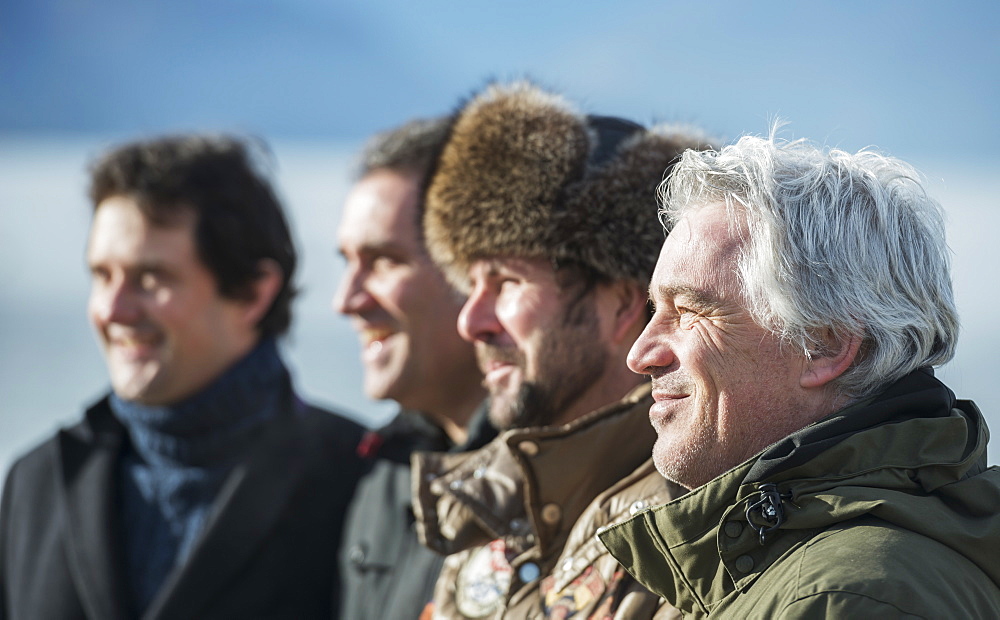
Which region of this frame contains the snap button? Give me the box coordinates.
[629,500,647,515]
[561,557,575,572]
[735,554,755,573]
[473,465,487,479]
[348,543,366,565]
[518,441,539,456]
[518,562,541,583]
[724,521,743,538]
[541,503,562,525]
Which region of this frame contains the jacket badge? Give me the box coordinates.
[455,539,514,617]
[541,565,619,618]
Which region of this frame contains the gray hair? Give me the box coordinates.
[659,133,958,400]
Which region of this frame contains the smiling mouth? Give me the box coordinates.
[651,392,688,402]
[481,358,512,372]
[481,360,518,387]
[108,333,161,360]
[360,327,395,345]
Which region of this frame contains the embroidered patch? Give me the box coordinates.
[455,539,514,618]
[542,565,620,619]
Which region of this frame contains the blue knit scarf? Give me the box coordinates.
[110,338,290,612]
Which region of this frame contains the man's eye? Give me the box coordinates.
[372,255,401,270]
[90,267,110,283]
[676,306,701,327]
[139,271,161,291]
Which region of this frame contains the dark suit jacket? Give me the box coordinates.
[0,395,366,620]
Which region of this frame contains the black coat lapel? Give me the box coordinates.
[145,416,309,620]
[56,406,132,620]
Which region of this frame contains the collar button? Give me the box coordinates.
[541,503,562,525]
[518,440,539,456]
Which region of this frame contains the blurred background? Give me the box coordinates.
[2,1,998,477]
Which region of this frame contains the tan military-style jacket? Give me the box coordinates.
[412,384,685,619]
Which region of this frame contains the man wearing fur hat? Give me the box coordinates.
[411,82,712,619]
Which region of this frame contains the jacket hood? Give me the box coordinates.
[599,369,1000,615]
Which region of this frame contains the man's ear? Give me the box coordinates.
[606,281,648,345]
[800,332,862,389]
[241,259,283,327]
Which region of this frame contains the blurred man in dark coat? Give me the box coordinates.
[334,117,492,619]
[0,135,366,619]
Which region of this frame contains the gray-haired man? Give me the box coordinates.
[601,134,1000,617]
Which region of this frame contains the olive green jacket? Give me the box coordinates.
[599,369,1000,619]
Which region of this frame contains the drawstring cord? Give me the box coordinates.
[745,483,791,545]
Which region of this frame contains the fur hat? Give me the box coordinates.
[424,81,713,290]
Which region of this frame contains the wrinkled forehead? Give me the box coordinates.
[671,202,744,255]
[653,202,747,298]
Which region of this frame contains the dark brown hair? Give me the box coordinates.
[89,134,297,337]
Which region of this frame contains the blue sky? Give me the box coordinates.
[2,1,999,470]
[3,1,998,156]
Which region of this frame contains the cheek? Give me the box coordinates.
[681,324,730,381]
[494,291,545,341]
[369,273,414,311]
[493,297,520,334]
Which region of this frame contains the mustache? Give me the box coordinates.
[475,343,524,368]
[649,374,692,394]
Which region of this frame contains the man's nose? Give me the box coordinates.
[333,264,374,316]
[91,277,142,325]
[457,285,502,344]
[627,319,677,375]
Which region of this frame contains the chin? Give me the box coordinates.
[110,369,155,402]
[364,375,404,403]
[485,398,516,430]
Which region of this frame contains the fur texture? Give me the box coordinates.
[425,81,712,289]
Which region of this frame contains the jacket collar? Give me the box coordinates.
[143,410,309,619]
[413,383,655,566]
[56,393,311,620]
[56,401,131,620]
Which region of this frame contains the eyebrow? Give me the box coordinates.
[340,239,409,257]
[478,258,524,277]
[653,284,723,311]
[87,258,171,274]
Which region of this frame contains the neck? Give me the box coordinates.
[419,383,486,446]
[110,338,289,466]
[552,362,646,426]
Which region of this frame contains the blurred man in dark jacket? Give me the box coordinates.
[334,117,492,619]
[0,135,366,620]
